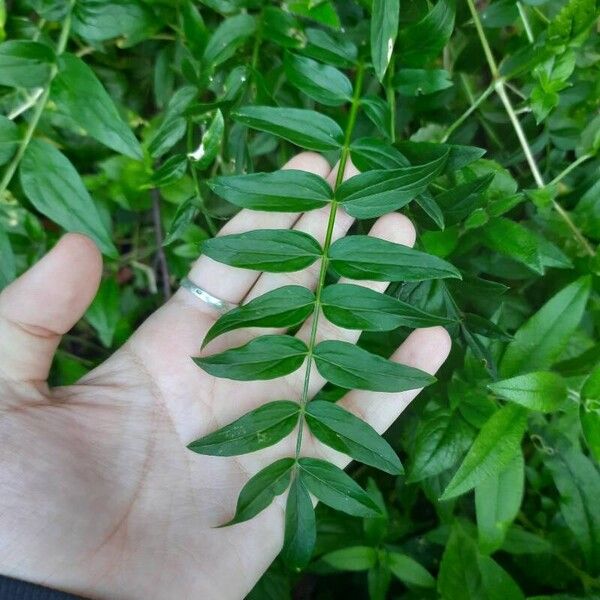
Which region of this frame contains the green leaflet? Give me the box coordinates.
[302,27,358,68]
[232,106,344,151]
[580,365,600,462]
[187,400,300,456]
[201,229,322,272]
[298,457,381,517]
[313,340,435,392]
[547,445,600,572]
[349,137,409,171]
[51,54,142,159]
[202,13,256,68]
[0,227,15,290]
[500,277,592,377]
[145,154,188,188]
[393,68,453,96]
[305,400,403,474]
[188,109,224,170]
[0,115,18,166]
[482,218,544,274]
[322,546,376,571]
[321,283,452,331]
[435,174,494,226]
[225,457,295,525]
[475,450,524,554]
[262,7,305,50]
[370,0,399,82]
[397,0,455,67]
[441,405,528,500]
[19,139,116,257]
[328,236,461,281]
[0,40,55,88]
[282,477,316,571]
[488,372,567,413]
[388,553,435,588]
[336,152,448,218]
[408,409,475,482]
[203,286,316,347]
[208,169,332,212]
[84,278,120,348]
[284,52,352,106]
[194,335,307,381]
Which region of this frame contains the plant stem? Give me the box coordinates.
[517,2,534,43]
[294,62,365,459]
[150,188,171,298]
[466,0,595,258]
[441,82,494,143]
[385,56,396,143]
[0,1,74,199]
[549,154,592,186]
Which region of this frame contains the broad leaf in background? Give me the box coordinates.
[282,476,316,571]
[336,153,447,218]
[201,230,322,272]
[580,365,600,462]
[321,283,452,331]
[84,278,120,347]
[329,236,461,281]
[322,546,376,571]
[202,13,256,68]
[188,109,224,170]
[441,405,528,500]
[0,115,18,165]
[298,458,381,517]
[475,450,524,554]
[501,277,592,377]
[0,40,55,88]
[19,140,116,257]
[225,458,295,525]
[370,0,399,82]
[547,444,600,573]
[305,401,403,474]
[0,227,15,290]
[284,53,352,106]
[488,372,567,413]
[393,68,453,96]
[203,286,315,346]
[313,340,435,392]
[208,170,332,212]
[52,54,142,159]
[388,553,435,588]
[233,106,344,151]
[195,335,307,381]
[187,401,300,456]
[397,0,455,67]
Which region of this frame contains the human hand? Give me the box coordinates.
[0,152,451,600]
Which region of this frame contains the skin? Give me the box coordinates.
[0,153,451,600]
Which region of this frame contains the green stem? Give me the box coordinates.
[186,124,218,236]
[441,82,494,143]
[294,62,365,459]
[466,0,595,258]
[385,55,396,143]
[517,2,534,43]
[549,154,592,187]
[0,2,74,200]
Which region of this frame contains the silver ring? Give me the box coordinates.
[180,277,238,314]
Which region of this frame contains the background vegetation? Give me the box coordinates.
[0,0,599,598]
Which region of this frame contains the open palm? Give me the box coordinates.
[0,152,450,600]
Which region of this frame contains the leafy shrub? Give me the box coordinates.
[1,0,599,598]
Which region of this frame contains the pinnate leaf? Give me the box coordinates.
[202,230,322,272]
[194,335,307,381]
[233,106,343,151]
[328,236,461,282]
[187,400,300,456]
[203,286,315,347]
[225,458,295,525]
[305,400,403,474]
[208,170,332,212]
[313,340,435,392]
[298,457,381,517]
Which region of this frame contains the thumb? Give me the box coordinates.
[0,234,103,384]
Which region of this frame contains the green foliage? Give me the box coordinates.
[2,0,600,597]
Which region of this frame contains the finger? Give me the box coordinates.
[337,326,452,434]
[0,234,102,384]
[172,152,331,314]
[279,212,417,400]
[241,158,359,304]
